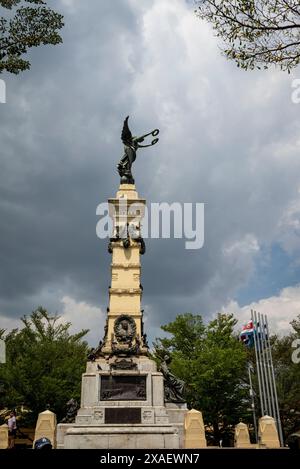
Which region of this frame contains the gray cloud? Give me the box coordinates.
[0,0,300,344]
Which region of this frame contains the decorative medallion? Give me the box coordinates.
[114,314,136,343]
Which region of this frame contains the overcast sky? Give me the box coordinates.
[1,0,300,345]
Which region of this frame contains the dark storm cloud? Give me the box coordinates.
[0,0,143,317]
[1,0,300,344]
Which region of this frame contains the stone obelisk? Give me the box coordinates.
[101,183,148,357]
[57,117,187,449]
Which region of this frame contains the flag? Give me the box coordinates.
[240,320,254,347]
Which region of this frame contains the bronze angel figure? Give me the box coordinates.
[117,116,159,184]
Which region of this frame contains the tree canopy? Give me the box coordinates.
[195,1,300,72]
[1,306,299,443]
[271,315,300,437]
[0,307,89,424]
[0,0,64,74]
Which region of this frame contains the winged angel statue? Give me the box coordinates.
[117,116,159,184]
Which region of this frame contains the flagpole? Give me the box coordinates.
[265,315,284,446]
[261,314,276,418]
[258,312,272,416]
[254,310,268,414]
[251,310,265,416]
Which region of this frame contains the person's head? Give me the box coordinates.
[34,437,52,450]
[9,411,14,417]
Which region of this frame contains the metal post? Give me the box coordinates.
[254,310,268,414]
[251,310,265,416]
[261,314,276,419]
[248,362,258,443]
[265,315,284,446]
[258,312,272,416]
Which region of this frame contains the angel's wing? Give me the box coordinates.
[121,116,133,146]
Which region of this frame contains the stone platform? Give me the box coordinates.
[60,424,179,449]
[57,357,187,449]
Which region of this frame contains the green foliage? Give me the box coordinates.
[271,315,300,437]
[0,307,89,424]
[0,0,64,74]
[154,313,250,445]
[195,1,300,72]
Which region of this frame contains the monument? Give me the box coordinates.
[57,117,187,449]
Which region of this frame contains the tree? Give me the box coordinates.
[0,307,89,424]
[0,0,64,74]
[271,315,300,438]
[154,313,250,445]
[195,1,300,72]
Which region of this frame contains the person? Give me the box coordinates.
[7,411,17,449]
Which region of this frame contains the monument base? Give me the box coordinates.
[61,424,179,449]
[57,357,187,449]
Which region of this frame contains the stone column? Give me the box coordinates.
[101,183,148,355]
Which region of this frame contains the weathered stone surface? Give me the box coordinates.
[102,184,147,356]
[141,408,154,424]
[56,423,74,449]
[63,425,179,449]
[166,402,188,449]
[184,409,207,448]
[58,357,184,448]
[33,410,56,448]
[258,415,280,448]
[234,422,252,448]
[152,373,164,406]
[81,374,97,407]
[0,424,8,449]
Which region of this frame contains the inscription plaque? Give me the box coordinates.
[100,375,146,401]
[105,407,141,424]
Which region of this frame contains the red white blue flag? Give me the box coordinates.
[240,320,254,347]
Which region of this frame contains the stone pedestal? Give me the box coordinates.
[0,424,8,449]
[57,357,183,449]
[33,409,57,448]
[64,425,178,449]
[234,422,252,448]
[166,402,188,448]
[56,423,74,450]
[184,409,207,448]
[258,415,280,448]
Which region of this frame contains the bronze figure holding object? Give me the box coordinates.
[117,116,159,184]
